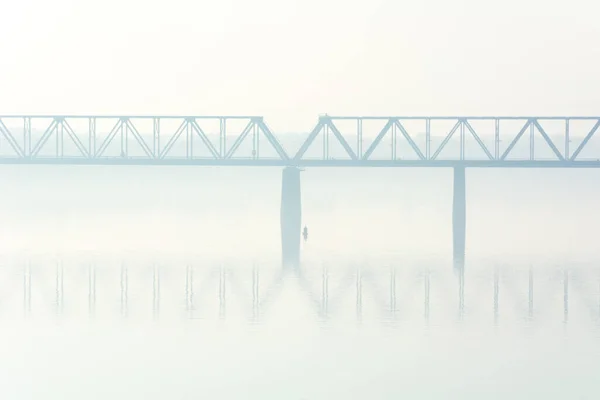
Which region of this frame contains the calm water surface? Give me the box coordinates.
[0,166,598,399]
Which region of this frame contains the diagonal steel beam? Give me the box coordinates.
[362,119,394,160]
[257,120,290,161]
[95,118,124,157]
[159,119,188,159]
[125,119,154,158]
[326,120,357,160]
[570,119,600,161]
[225,120,254,159]
[61,119,90,158]
[500,120,532,160]
[431,120,461,160]
[30,119,59,157]
[294,121,324,161]
[462,119,494,160]
[532,120,564,161]
[190,119,220,159]
[395,120,425,160]
[0,118,24,157]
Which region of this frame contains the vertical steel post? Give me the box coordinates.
[220,118,226,158]
[426,118,431,160]
[565,119,570,160]
[494,119,500,160]
[391,119,397,160]
[57,118,63,158]
[357,118,363,159]
[89,117,96,158]
[529,120,535,161]
[24,117,31,158]
[459,119,465,160]
[120,118,127,157]
[187,119,192,159]
[153,117,160,159]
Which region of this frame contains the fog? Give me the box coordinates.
[3,0,600,397]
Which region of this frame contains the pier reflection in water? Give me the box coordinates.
[0,258,599,399]
[1,258,599,325]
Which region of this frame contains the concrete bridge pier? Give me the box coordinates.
[281,167,302,268]
[453,166,466,271]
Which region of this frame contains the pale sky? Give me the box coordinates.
[1,0,599,131]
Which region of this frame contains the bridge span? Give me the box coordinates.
[1,114,599,268]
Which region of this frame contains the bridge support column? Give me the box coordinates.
[281,167,302,268]
[453,166,466,271]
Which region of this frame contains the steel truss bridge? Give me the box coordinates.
[2,262,599,324]
[0,115,600,166]
[1,114,598,270]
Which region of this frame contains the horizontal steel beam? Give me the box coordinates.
[2,115,598,120]
[0,115,260,119]
[322,116,600,120]
[0,158,600,168]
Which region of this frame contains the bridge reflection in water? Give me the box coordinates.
[1,259,599,325]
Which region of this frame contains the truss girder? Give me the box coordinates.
[0,116,599,164]
[0,116,292,161]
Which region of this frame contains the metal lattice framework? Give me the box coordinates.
[1,262,599,323]
[1,115,600,166]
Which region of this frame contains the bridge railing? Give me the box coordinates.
[1,115,600,163]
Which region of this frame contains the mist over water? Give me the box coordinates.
[1,165,600,261]
[0,165,599,399]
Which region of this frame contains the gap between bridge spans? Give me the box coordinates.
[0,115,599,162]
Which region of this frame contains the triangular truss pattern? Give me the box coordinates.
[430,119,495,161]
[499,119,566,161]
[0,117,91,158]
[96,118,154,158]
[224,118,289,161]
[2,115,600,163]
[293,117,357,161]
[361,118,426,160]
[461,119,494,160]
[158,118,220,159]
[158,117,289,161]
